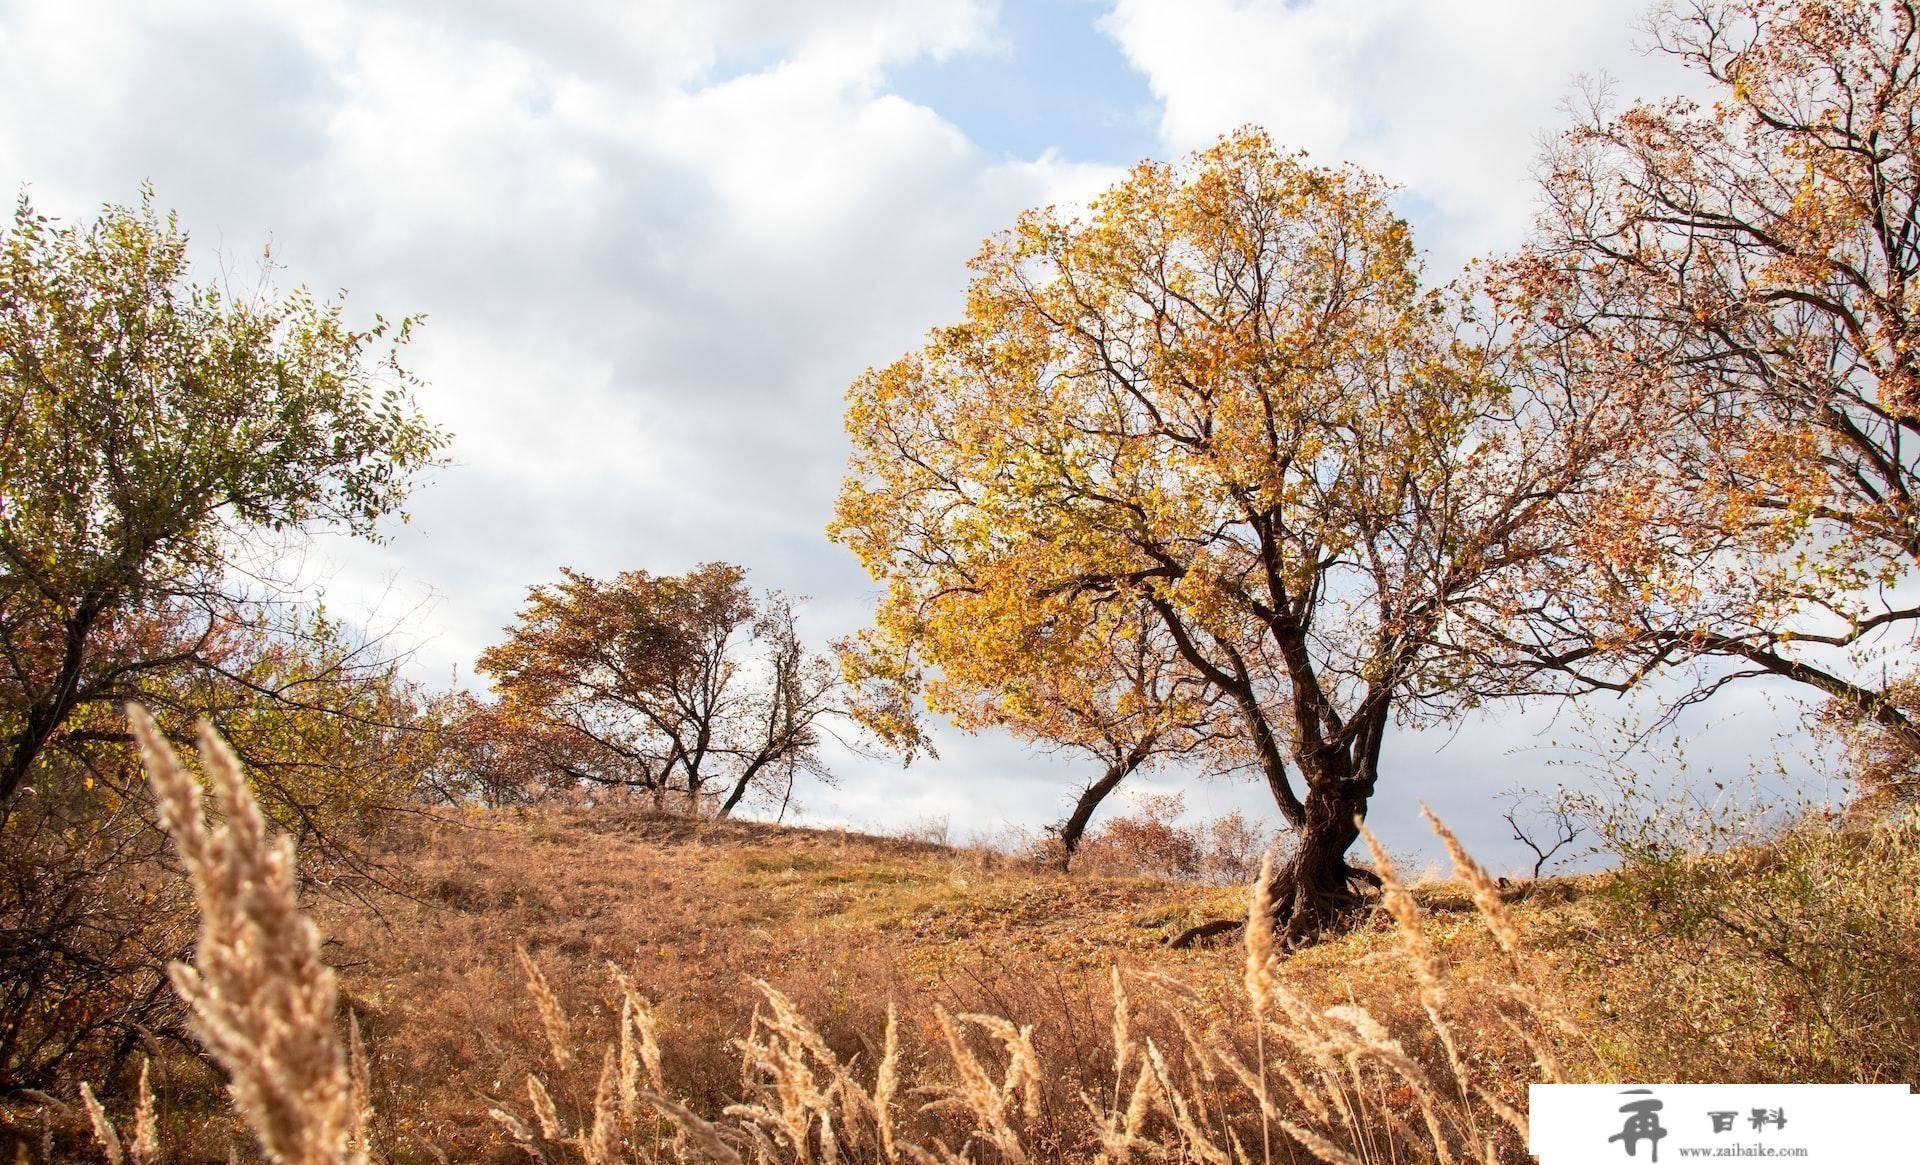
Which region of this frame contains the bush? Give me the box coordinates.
[0,614,452,1097]
[1568,811,1920,1083]
[1072,793,1286,883]
[0,775,192,1093]
[1544,735,1920,1081]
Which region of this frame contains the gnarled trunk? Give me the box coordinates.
[1171,702,1387,949]
[1264,776,1378,946]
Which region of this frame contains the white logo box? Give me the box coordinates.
[1529,1083,1920,1163]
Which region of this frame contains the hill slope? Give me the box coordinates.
[284,801,1919,1163]
[320,803,1250,1159]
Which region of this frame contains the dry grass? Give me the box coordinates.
[1551,811,1920,1084]
[308,801,1249,1158]
[31,712,1920,1164]
[474,828,1553,1165]
[102,714,1562,1164]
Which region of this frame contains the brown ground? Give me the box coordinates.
[320,803,1253,1160]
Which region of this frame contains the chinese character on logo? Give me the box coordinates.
[1749,1108,1787,1132]
[1709,1111,1737,1133]
[1609,1089,1668,1161]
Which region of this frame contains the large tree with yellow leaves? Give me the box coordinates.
[834,130,1630,943]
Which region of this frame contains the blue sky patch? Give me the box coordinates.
[886,0,1160,164]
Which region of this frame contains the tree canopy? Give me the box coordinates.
[833,129,1629,942]
[0,188,446,805]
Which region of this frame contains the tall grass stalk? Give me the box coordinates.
[131,704,367,1165]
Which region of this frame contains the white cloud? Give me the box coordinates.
[1102,0,1702,269]
[0,0,1136,723]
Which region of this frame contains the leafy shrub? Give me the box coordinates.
[1073,793,1286,884]
[0,614,450,1098]
[1569,811,1920,1083]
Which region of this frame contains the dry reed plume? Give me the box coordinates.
[120,707,1564,1164]
[78,1058,157,1165]
[125,704,372,1165]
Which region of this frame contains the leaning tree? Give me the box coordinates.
[834,129,1632,944]
[847,589,1238,865]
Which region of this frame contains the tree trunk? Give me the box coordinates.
[1169,759,1382,950]
[1055,742,1152,869]
[717,760,766,819]
[0,607,98,804]
[1148,595,1391,950]
[1264,776,1378,946]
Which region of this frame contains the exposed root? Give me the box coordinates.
[1170,862,1380,951]
[1168,918,1244,949]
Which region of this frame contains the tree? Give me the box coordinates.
[0,188,446,1093]
[834,130,1627,943]
[1018,608,1239,864]
[477,563,843,817]
[0,605,447,1090]
[1523,0,1920,778]
[0,188,445,806]
[848,592,1237,865]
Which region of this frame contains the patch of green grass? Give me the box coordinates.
[735,851,831,875]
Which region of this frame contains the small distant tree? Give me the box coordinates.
[1072,793,1283,883]
[848,596,1237,866]
[425,692,563,808]
[0,188,445,807]
[1031,611,1239,863]
[1202,810,1285,884]
[477,563,844,817]
[1503,789,1584,880]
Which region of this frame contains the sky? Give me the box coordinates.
[0,0,1845,873]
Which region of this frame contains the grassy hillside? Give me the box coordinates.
[29,794,1917,1163]
[307,799,1913,1160]
[318,804,1250,1158]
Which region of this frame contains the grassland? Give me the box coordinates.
[23,779,1919,1164]
[320,803,1250,1158]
